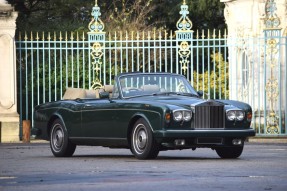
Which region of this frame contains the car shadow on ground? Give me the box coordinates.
[68,154,238,161]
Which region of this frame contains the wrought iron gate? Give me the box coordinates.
[16,0,286,137]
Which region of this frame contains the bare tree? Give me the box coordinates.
[104,0,158,32]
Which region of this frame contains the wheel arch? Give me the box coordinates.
[127,114,153,148]
[47,114,66,138]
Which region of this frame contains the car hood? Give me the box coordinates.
[131,95,224,108]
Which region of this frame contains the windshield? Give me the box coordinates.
[118,73,198,98]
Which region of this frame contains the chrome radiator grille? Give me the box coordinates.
[194,104,224,129]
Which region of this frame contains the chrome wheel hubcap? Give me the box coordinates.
[52,125,64,151]
[133,124,148,154]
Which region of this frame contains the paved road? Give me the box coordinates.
[0,142,287,191]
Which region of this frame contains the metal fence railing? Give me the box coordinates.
[16,30,287,137]
[16,29,228,119]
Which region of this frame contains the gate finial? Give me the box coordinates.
[88,0,105,32]
[176,0,192,31]
[264,0,280,29]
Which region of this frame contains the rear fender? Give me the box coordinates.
[47,114,67,138]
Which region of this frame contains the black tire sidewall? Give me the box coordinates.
[216,145,244,159]
[131,118,159,159]
[50,119,74,157]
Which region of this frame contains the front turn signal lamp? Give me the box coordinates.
[165,113,171,123]
[246,112,252,121]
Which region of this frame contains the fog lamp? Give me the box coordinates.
[232,139,242,145]
[174,139,185,146]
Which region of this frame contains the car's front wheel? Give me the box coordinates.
[131,118,159,159]
[215,145,244,159]
[50,119,76,157]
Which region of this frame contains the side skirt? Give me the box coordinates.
[69,137,128,147]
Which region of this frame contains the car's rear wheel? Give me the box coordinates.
[50,119,76,157]
[131,118,159,159]
[215,145,244,159]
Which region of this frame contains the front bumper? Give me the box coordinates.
[154,128,256,139]
[31,127,41,137]
[154,128,255,148]
[31,127,49,140]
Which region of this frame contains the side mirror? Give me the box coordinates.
[99,92,110,99]
[197,90,203,97]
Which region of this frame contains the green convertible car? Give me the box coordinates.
[33,72,255,159]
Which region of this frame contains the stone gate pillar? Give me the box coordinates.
[0,0,19,142]
[220,0,287,135]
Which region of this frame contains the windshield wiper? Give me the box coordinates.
[178,92,199,97]
[152,92,176,96]
[153,92,198,97]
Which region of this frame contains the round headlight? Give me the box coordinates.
[227,110,236,121]
[173,111,183,121]
[236,111,245,121]
[183,111,192,121]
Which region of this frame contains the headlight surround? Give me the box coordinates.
[227,110,236,121]
[236,111,245,121]
[173,111,183,121]
[183,111,192,121]
[226,110,245,121]
[173,110,192,122]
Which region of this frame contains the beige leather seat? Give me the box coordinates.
[141,85,160,92]
[63,87,103,99]
[104,85,114,97]
[62,88,86,99]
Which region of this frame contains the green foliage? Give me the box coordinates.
[17,48,91,104]
[193,52,229,99]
